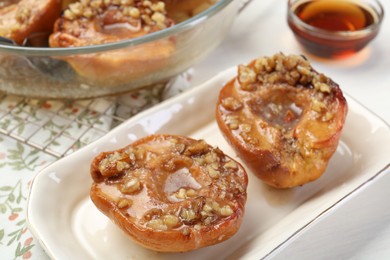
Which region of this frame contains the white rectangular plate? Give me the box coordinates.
[27,67,390,260]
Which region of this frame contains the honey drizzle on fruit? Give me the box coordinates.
[95,135,246,232]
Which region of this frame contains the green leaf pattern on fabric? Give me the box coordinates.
[0,136,55,259]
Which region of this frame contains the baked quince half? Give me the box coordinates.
[216,53,348,188]
[90,134,248,252]
[49,0,175,85]
[0,0,61,44]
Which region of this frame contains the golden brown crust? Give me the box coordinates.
[0,0,61,45]
[49,0,175,85]
[90,134,248,252]
[163,0,216,22]
[216,53,348,189]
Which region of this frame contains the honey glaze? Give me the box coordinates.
[295,0,376,31]
[248,88,306,130]
[90,134,248,252]
[288,0,383,58]
[165,168,202,202]
[102,22,142,37]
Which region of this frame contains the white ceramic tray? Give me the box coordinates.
[27,67,390,260]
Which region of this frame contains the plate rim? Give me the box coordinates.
[260,163,390,259]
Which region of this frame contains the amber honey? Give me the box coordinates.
[288,0,383,58]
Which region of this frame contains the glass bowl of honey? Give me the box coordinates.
[287,0,384,58]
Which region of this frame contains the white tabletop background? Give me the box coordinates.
[191,0,390,258]
[1,1,388,259]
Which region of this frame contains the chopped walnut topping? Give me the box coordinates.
[151,1,165,12]
[311,97,326,112]
[117,198,133,209]
[142,14,152,24]
[240,131,258,145]
[224,160,238,169]
[204,151,218,164]
[296,64,311,76]
[239,53,334,94]
[226,115,240,130]
[180,208,197,222]
[120,177,142,194]
[134,148,146,160]
[162,214,181,228]
[147,219,167,230]
[240,124,251,133]
[181,227,190,235]
[211,201,220,212]
[313,78,331,93]
[203,215,217,225]
[129,6,141,18]
[282,55,299,70]
[185,140,209,156]
[267,72,282,84]
[62,0,171,34]
[221,97,243,111]
[238,65,257,84]
[322,112,333,121]
[207,165,220,179]
[174,188,198,200]
[121,0,134,5]
[175,143,186,154]
[15,6,31,23]
[175,188,187,199]
[219,205,233,217]
[229,122,239,130]
[193,156,205,165]
[186,189,196,197]
[202,203,213,213]
[98,152,127,175]
[143,0,152,7]
[116,161,130,171]
[151,11,165,23]
[254,57,275,73]
[218,191,227,200]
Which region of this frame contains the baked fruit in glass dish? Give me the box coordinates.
[90,134,248,252]
[216,53,348,189]
[164,0,217,22]
[0,0,61,45]
[49,0,176,86]
[0,0,237,99]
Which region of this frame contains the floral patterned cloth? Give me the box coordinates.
[0,73,192,259]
